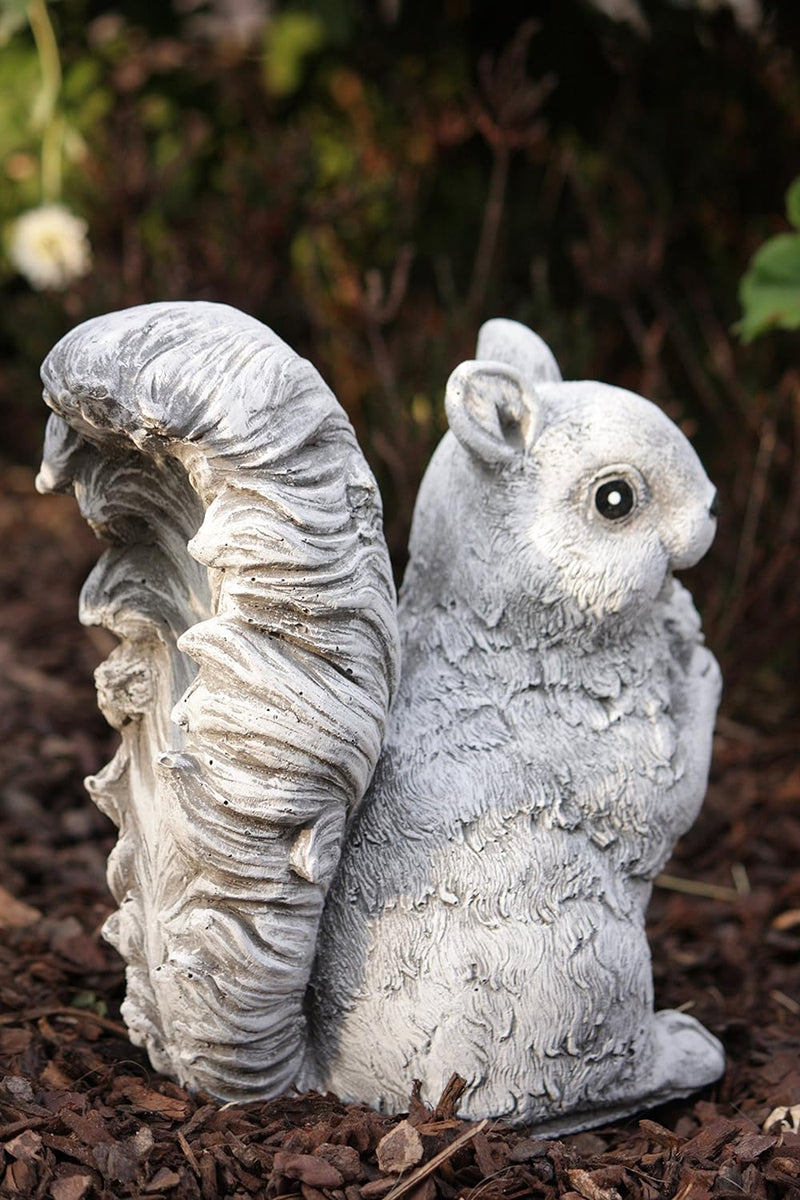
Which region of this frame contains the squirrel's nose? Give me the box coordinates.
[709,490,720,518]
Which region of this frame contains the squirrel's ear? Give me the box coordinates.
[476,318,562,385]
[445,360,539,466]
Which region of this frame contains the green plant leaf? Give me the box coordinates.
[262,12,326,98]
[787,176,800,230]
[0,43,44,158]
[0,0,29,48]
[71,990,108,1017]
[738,231,800,341]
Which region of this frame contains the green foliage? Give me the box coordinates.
[0,0,29,45]
[71,990,108,1017]
[738,177,800,342]
[262,10,327,97]
[0,0,106,237]
[786,175,800,229]
[0,40,43,158]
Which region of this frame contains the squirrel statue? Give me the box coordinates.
[37,302,724,1134]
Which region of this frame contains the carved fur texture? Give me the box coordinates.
[36,302,400,1098]
[39,310,723,1131]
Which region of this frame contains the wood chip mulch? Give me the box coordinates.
[1,468,798,1200]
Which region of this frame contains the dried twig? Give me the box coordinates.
[466,20,555,315]
[653,285,729,428]
[464,1165,516,1200]
[177,1128,202,1176]
[771,989,800,1016]
[0,1115,54,1139]
[655,873,739,903]
[362,245,415,405]
[364,245,415,326]
[433,1073,467,1120]
[467,142,511,316]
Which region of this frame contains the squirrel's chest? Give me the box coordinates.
[339,680,680,933]
[384,642,683,812]
[342,624,708,922]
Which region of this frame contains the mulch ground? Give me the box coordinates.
[1,467,798,1200]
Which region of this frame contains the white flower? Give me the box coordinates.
[8,204,92,291]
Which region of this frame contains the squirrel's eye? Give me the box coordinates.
[595,479,635,520]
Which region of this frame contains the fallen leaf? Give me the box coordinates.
[376,1119,424,1174]
[373,1118,488,1200]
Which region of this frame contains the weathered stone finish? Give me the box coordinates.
[38,306,724,1132]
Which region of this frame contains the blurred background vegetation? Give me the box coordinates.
[0,0,798,729]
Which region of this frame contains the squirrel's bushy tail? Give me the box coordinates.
[36,302,399,1099]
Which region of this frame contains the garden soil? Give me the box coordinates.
[1,467,798,1200]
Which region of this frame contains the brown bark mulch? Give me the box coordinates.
[1,468,798,1200]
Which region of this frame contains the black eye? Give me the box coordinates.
[595,479,635,520]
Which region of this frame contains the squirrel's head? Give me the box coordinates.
[437,320,718,622]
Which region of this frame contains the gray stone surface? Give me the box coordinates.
[36,302,400,1099]
[38,305,723,1130]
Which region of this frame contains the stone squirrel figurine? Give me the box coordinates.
[37,302,724,1134]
